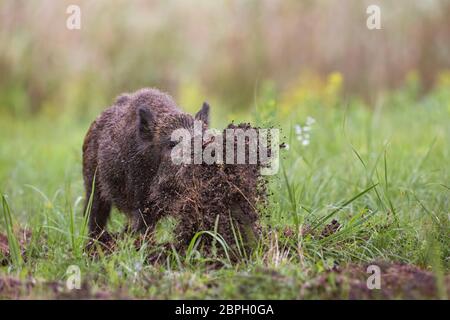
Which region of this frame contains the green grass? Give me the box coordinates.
[0,85,449,299]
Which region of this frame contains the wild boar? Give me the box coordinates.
[82,88,210,241]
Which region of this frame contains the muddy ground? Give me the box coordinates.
[299,262,449,299]
[1,230,448,299]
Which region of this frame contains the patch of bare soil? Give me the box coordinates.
[301,262,450,299]
[0,276,35,299]
[0,228,31,265]
[0,233,8,262]
[0,276,125,299]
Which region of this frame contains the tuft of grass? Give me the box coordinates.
[155,216,178,244]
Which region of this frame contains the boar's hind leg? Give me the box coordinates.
[84,186,112,240]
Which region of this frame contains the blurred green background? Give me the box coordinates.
[1,0,449,120]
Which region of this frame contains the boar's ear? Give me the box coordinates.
[137,106,154,140]
[195,102,210,126]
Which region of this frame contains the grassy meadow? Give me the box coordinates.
[1,72,449,299]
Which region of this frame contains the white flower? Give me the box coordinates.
[294,117,315,148]
[306,116,316,126]
[134,261,143,272]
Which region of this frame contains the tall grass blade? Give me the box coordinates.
[310,183,378,232]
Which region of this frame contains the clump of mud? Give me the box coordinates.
[320,219,341,238]
[142,123,270,255]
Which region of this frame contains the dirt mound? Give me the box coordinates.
[0,276,36,299]
[0,276,122,299]
[301,262,450,299]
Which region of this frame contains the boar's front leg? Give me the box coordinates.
[126,209,157,235]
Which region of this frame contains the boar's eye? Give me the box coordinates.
[167,140,178,149]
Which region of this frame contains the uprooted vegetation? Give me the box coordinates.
[138,123,269,254]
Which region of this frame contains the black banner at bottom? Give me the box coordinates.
[1,300,445,319]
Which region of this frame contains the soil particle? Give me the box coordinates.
[320,219,341,238]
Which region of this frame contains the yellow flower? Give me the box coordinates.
[178,81,205,114]
[324,72,343,105]
[436,70,450,88]
[326,72,343,92]
[45,201,53,209]
[280,71,344,115]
